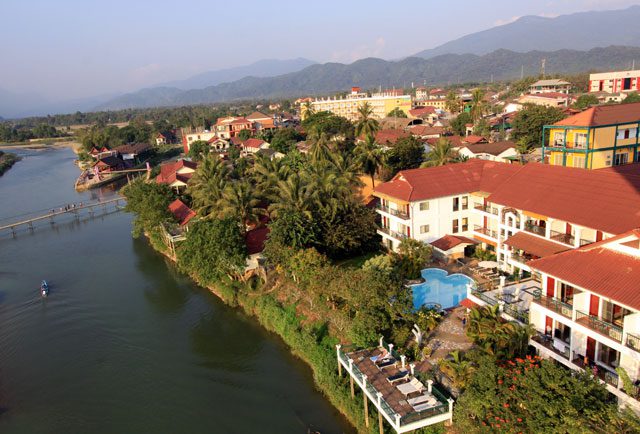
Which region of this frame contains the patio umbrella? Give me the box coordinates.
[478,260,499,269]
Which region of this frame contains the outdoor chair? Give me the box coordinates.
[387,370,409,383]
[376,357,397,369]
[411,397,439,412]
[407,393,432,406]
[396,378,425,396]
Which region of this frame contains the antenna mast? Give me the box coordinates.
[540,58,546,78]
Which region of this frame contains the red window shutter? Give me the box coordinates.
[546,277,555,297]
[589,294,600,316]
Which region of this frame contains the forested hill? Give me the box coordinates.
[96,46,640,110]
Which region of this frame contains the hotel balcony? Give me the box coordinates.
[549,230,575,246]
[627,333,640,352]
[531,333,570,360]
[532,295,573,319]
[378,226,408,241]
[523,222,546,237]
[575,311,623,343]
[376,204,410,220]
[473,203,499,216]
[472,225,498,240]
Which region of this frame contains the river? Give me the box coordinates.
[0,147,353,434]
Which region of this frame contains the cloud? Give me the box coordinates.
[330,36,387,63]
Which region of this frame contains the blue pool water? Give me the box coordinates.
[411,268,476,310]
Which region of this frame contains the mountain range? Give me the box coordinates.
[6,5,640,117]
[415,6,640,59]
[96,46,640,110]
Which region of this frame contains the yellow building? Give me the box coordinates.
[305,87,411,121]
[542,102,640,169]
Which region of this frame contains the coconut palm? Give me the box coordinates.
[268,172,316,219]
[354,133,383,187]
[251,154,290,200]
[309,133,332,164]
[421,138,457,167]
[470,88,486,122]
[302,100,315,120]
[187,155,229,218]
[218,180,265,233]
[355,102,380,138]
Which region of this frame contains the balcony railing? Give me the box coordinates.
[579,238,592,247]
[626,333,640,352]
[378,226,408,241]
[550,230,575,246]
[575,311,623,342]
[510,252,533,265]
[473,225,497,239]
[376,204,409,220]
[473,204,499,215]
[471,290,498,306]
[523,222,546,237]
[531,333,570,359]
[533,295,573,319]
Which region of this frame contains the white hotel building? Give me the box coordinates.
[373,159,640,410]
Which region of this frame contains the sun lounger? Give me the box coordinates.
[412,397,439,412]
[397,378,425,396]
[387,370,409,383]
[369,348,390,363]
[376,357,397,368]
[407,393,432,406]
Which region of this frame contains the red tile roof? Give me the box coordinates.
[524,92,570,99]
[554,102,640,127]
[527,230,640,310]
[463,135,487,144]
[242,138,266,149]
[246,111,270,121]
[156,160,197,185]
[408,107,436,118]
[460,298,479,309]
[410,125,443,136]
[504,231,570,258]
[374,129,410,145]
[430,235,478,251]
[168,199,196,226]
[373,159,520,202]
[487,163,640,234]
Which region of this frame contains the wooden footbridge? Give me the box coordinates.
[0,197,126,236]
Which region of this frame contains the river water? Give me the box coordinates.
[0,147,352,434]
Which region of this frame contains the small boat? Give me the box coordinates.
[40,280,49,297]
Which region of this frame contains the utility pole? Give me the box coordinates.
[540,58,546,78]
[521,65,524,80]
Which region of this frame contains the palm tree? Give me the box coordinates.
[268,172,316,219]
[421,138,457,167]
[218,181,265,233]
[470,88,486,122]
[353,133,383,187]
[445,90,462,113]
[302,100,315,120]
[355,102,380,138]
[251,154,290,200]
[309,133,332,164]
[187,155,229,218]
[439,350,475,390]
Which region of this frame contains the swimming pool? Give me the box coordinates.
[411,268,476,310]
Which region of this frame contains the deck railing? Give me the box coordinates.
[575,311,623,342]
[626,333,640,352]
[532,295,573,319]
[473,225,497,239]
[378,227,408,240]
[471,290,498,306]
[473,204,499,215]
[550,230,575,246]
[376,204,409,220]
[503,304,529,324]
[523,222,546,237]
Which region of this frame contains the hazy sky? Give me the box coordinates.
[2,0,639,100]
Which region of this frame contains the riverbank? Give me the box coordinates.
[0,151,21,176]
[144,230,371,434]
[0,139,82,153]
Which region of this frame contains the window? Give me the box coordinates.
[617,128,637,140]
[572,156,585,168]
[461,217,468,232]
[553,132,565,146]
[419,201,429,211]
[452,219,459,233]
[552,154,564,166]
[614,153,629,166]
[452,197,460,212]
[574,133,587,148]
[420,225,430,234]
[461,196,468,210]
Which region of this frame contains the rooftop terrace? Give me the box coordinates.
[336,341,453,433]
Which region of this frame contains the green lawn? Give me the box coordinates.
[334,250,380,269]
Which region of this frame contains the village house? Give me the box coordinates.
[529,79,571,94]
[155,160,198,192]
[590,69,640,93]
[518,92,572,108]
[456,141,518,163]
